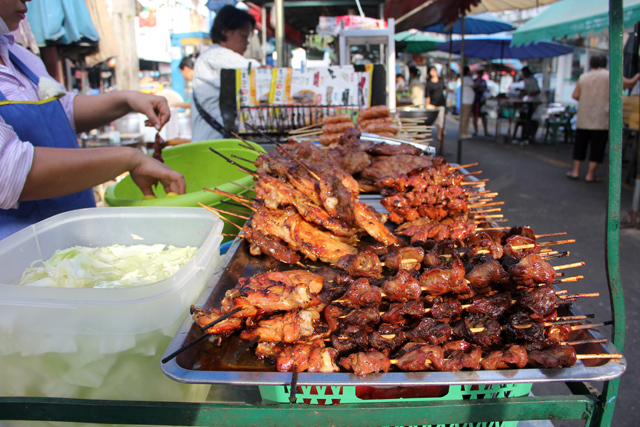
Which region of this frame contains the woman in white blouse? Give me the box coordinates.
[191,5,260,142]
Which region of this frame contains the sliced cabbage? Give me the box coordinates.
[18,244,197,288]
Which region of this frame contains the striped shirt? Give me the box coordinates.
[0,34,77,209]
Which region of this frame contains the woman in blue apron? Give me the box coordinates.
[0,4,185,240]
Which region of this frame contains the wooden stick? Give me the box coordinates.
[230,131,260,152]
[473,214,504,219]
[275,142,321,181]
[558,292,600,299]
[231,154,257,165]
[540,239,576,246]
[576,354,622,360]
[161,332,212,364]
[564,338,608,346]
[450,162,478,170]
[556,275,584,283]
[469,201,504,209]
[209,147,257,177]
[289,123,322,133]
[473,208,502,214]
[228,180,255,192]
[475,227,510,231]
[198,203,243,230]
[553,262,585,271]
[205,188,255,210]
[221,233,242,238]
[465,171,483,176]
[535,232,568,239]
[569,322,609,331]
[205,206,250,220]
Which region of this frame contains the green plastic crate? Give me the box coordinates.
[260,383,532,427]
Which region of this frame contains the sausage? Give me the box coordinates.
[358,105,390,121]
[322,121,355,134]
[358,117,394,129]
[319,134,342,146]
[360,121,399,135]
[323,113,353,124]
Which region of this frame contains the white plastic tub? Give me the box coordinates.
[0,207,222,409]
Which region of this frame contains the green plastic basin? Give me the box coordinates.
[105,139,263,242]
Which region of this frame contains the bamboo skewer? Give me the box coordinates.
[275,142,322,181]
[384,353,623,366]
[198,203,243,230]
[553,262,585,271]
[228,180,255,192]
[209,147,257,177]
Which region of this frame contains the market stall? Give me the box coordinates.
[0,1,629,426]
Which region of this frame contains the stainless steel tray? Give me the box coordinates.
[162,236,626,386]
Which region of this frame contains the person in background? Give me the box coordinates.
[519,66,540,101]
[163,55,196,110]
[460,66,475,139]
[191,5,260,141]
[408,66,424,108]
[0,0,185,240]
[472,69,490,137]
[424,65,445,143]
[396,73,407,95]
[567,54,640,182]
[179,55,195,82]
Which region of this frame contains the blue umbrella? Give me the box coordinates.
[421,13,515,35]
[435,33,574,59]
[206,0,236,11]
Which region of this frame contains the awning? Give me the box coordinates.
[385,0,560,33]
[512,0,640,46]
[435,33,574,59]
[26,0,99,47]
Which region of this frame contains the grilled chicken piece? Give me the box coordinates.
[507,254,557,287]
[338,278,382,308]
[480,345,528,370]
[239,308,321,343]
[251,206,357,264]
[255,174,356,237]
[418,259,470,296]
[381,300,425,326]
[526,344,577,368]
[383,246,424,271]
[339,350,391,376]
[335,249,383,278]
[191,307,243,336]
[442,346,483,371]
[404,318,452,345]
[516,285,558,317]
[243,226,301,265]
[430,295,462,321]
[503,235,540,259]
[353,201,399,246]
[465,258,509,293]
[276,340,340,373]
[221,270,324,318]
[466,293,513,318]
[395,343,445,371]
[382,270,422,302]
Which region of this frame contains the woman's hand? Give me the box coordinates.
[128,150,186,196]
[125,92,172,131]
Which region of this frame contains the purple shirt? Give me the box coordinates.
[0,34,77,209]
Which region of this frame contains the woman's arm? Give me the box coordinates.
[572,83,580,101]
[73,91,171,133]
[623,73,640,90]
[20,146,185,201]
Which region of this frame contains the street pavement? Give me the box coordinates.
[441,115,640,426]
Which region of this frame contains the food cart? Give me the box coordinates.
[0,1,628,425]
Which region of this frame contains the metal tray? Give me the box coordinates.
[162,236,626,386]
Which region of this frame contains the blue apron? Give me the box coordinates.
[0,52,95,239]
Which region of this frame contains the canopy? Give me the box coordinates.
[512,0,640,46]
[26,0,99,47]
[386,0,560,33]
[469,0,561,13]
[395,30,444,53]
[435,33,574,59]
[421,13,515,34]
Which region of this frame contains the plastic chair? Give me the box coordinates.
[544,110,574,146]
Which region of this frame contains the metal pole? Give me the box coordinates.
[595,0,625,425]
[274,0,285,68]
[457,15,465,164]
[261,7,267,64]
